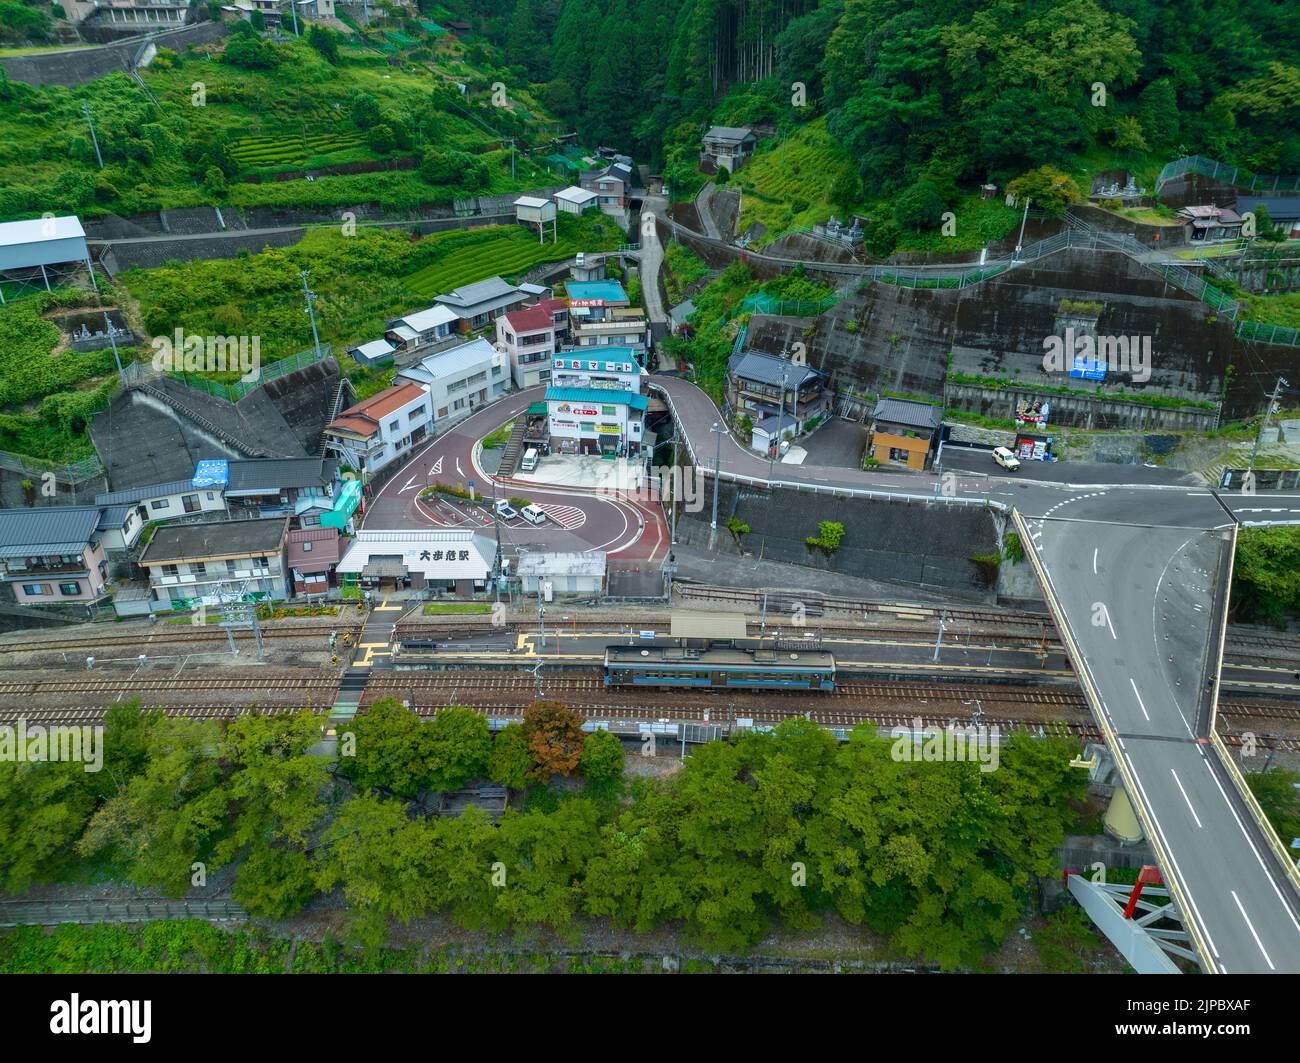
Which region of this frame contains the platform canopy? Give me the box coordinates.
[670,611,747,639]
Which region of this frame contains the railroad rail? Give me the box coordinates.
[0,622,361,654]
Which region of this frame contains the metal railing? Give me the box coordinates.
[1156,154,1300,194]
[647,381,1008,514]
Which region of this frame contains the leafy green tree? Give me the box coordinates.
[487,723,532,790]
[426,707,491,792]
[337,697,431,799]
[233,846,315,919]
[351,92,382,132]
[1233,527,1300,623]
[1006,165,1082,216]
[315,793,437,949]
[0,760,97,892]
[579,728,625,785]
[367,124,396,155]
[489,801,602,930]
[307,24,339,63]
[894,179,946,232]
[77,718,229,894]
[203,166,227,198]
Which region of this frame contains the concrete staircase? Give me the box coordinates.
[496,417,529,478]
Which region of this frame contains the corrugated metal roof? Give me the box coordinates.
[872,397,943,430]
[227,457,336,492]
[704,126,755,143]
[0,215,85,246]
[546,387,648,412]
[0,506,104,552]
[95,479,197,506]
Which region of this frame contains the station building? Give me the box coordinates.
[336,529,495,595]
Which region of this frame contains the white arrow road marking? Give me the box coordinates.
[398,475,418,494]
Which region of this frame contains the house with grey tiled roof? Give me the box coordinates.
[701,126,758,171]
[726,350,829,451]
[0,504,139,605]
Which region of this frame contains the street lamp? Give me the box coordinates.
[708,420,727,549]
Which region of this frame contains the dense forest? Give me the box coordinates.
[444,0,1300,195]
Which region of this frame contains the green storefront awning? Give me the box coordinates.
[321,479,362,529]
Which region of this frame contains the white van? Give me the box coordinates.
[521,504,547,525]
[520,447,539,472]
[992,446,1021,472]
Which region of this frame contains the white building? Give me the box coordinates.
[495,298,568,388]
[517,551,606,596]
[338,529,496,595]
[549,348,642,392]
[395,337,510,427]
[554,186,598,214]
[545,385,647,457]
[385,304,460,355]
[322,382,432,477]
[565,279,649,354]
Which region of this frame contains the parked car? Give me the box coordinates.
[495,500,519,521]
[992,446,1021,472]
[520,447,539,471]
[521,504,547,525]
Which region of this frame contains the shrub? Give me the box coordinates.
[806,520,844,554]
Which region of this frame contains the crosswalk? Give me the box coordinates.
[541,503,587,529]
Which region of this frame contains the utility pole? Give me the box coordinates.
[300,270,322,360]
[932,611,950,663]
[287,0,299,36]
[537,588,546,650]
[1014,197,1031,261]
[489,477,504,601]
[105,311,123,379]
[767,368,789,482]
[82,103,104,170]
[708,420,726,549]
[1248,376,1289,471]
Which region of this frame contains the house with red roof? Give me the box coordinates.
[494,298,569,388]
[321,382,431,478]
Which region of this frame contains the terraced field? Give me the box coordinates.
[227,131,368,169]
[733,118,848,240]
[404,227,587,298]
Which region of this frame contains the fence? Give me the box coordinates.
[168,344,333,403]
[647,382,1008,515]
[1156,155,1300,194]
[1234,320,1300,346]
[0,898,248,926]
[0,449,103,484]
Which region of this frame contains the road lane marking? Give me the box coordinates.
[1092,547,1098,574]
[1231,890,1275,970]
[1170,768,1202,827]
[1203,759,1300,934]
[1129,677,1150,721]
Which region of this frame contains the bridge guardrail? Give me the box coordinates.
[1209,731,1300,892]
[1009,507,1218,971]
[647,382,1008,514]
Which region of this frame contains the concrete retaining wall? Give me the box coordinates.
[0,22,228,88]
[676,479,1000,597]
[943,383,1219,432]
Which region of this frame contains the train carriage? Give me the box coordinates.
[604,644,835,691]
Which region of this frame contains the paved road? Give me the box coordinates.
[1021,500,1300,973]
[638,193,669,330]
[364,390,669,566]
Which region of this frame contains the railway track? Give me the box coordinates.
[3,668,1297,751]
[0,623,361,655]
